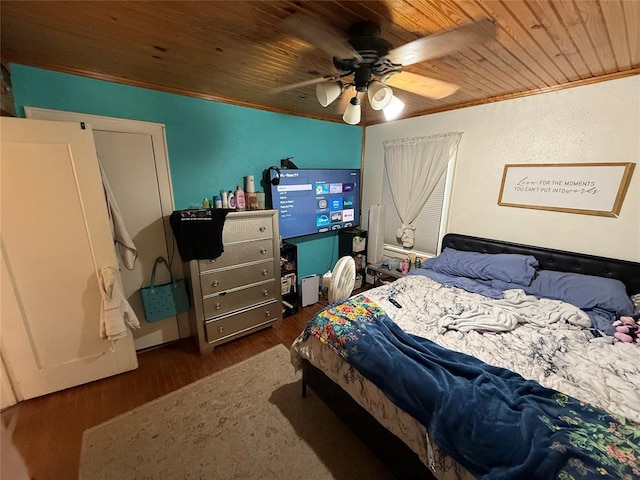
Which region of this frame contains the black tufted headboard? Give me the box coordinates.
[441,234,640,296]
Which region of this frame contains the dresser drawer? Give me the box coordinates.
[205,301,278,344]
[222,216,274,243]
[198,239,274,272]
[203,280,277,318]
[200,260,275,296]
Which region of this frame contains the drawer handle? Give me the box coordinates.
[211,280,219,287]
[260,248,267,254]
[265,310,271,317]
[263,289,269,296]
[218,326,224,333]
[209,259,216,263]
[215,302,221,310]
[262,269,268,276]
[259,226,266,232]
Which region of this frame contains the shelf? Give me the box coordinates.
[280,242,299,317]
[339,229,367,279]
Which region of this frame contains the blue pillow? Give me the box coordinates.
[491,270,634,317]
[423,248,539,285]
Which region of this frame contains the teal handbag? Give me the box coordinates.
[140,257,190,322]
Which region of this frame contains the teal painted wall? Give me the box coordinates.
[10,64,362,278]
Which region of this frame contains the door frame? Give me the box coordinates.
[24,107,190,340]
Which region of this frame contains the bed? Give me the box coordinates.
[291,234,640,480]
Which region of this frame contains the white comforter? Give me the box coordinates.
[366,275,640,423]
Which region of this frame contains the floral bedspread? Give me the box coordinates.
[296,290,640,480]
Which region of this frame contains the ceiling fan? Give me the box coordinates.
[273,14,497,124]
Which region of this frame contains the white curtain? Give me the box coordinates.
[383,132,462,248]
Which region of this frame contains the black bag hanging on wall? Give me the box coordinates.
[139,257,190,322]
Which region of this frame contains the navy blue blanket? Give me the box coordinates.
[303,295,640,479]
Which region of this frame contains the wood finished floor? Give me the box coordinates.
[1,300,328,480]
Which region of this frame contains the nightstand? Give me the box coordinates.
[365,264,405,286]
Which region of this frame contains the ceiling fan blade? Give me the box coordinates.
[270,75,337,94]
[281,14,362,62]
[385,71,460,100]
[386,18,497,66]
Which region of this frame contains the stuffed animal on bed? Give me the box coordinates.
[613,315,640,343]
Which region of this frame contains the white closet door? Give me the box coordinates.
[0,117,138,401]
[93,130,180,349]
[24,107,183,351]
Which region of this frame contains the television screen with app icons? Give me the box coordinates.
[270,168,361,239]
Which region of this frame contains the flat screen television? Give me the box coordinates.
[269,168,361,239]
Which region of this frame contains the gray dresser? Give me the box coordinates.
[189,210,282,354]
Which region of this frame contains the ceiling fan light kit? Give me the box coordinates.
[278,15,496,124]
[367,80,393,110]
[383,95,405,121]
[316,81,343,107]
[342,96,362,125]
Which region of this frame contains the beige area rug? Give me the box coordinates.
[80,345,394,479]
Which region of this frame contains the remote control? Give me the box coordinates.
[389,298,402,308]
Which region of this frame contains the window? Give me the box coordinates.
[380,133,460,256]
[381,167,450,256]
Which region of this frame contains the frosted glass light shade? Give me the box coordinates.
[383,95,405,121]
[367,81,393,110]
[316,81,342,107]
[342,97,361,125]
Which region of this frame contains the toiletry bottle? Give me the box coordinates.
[235,185,246,211]
[213,195,222,209]
[246,192,258,210]
[221,190,228,208]
[228,190,236,209]
[202,198,210,208]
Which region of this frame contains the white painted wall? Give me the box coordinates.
[362,76,640,261]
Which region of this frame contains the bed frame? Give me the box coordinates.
[301,233,640,479]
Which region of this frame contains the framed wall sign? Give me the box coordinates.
[498,162,635,217]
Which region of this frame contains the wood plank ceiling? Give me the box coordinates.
[1,1,639,125]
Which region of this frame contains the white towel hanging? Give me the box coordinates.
[98,158,138,270]
[99,266,140,342]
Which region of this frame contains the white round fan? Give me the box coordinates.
[326,256,356,303]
